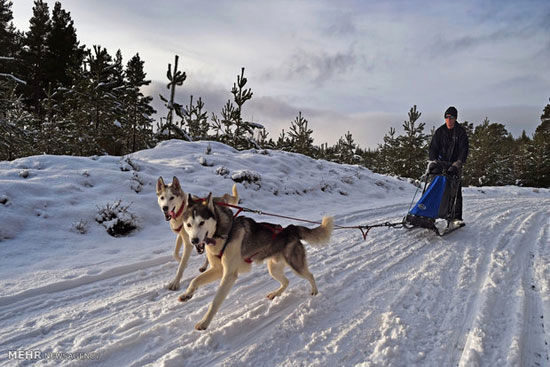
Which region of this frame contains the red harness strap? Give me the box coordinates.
[169,203,185,233]
[213,201,243,218]
[169,203,185,221]
[215,243,258,264]
[243,254,257,263]
[261,223,283,239]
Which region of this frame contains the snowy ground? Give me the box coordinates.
[0,140,548,367]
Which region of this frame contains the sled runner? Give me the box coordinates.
[404,173,465,236]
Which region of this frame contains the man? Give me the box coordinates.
[428,106,469,224]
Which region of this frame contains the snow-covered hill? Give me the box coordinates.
[0,140,548,366]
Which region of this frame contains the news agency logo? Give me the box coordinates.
[7,350,100,361]
[8,350,42,360]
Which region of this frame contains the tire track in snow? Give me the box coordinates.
[0,197,547,367]
[0,256,173,308]
[78,203,437,367]
[456,201,549,366]
[163,205,453,366]
[518,220,549,367]
[444,202,529,367]
[0,198,503,366]
[234,198,513,366]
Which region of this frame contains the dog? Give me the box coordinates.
[156,177,239,291]
[178,192,333,330]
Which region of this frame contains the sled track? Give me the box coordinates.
[0,197,548,366]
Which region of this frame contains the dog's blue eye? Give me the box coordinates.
[199,221,205,226]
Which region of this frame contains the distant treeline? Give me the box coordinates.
[1,0,549,187]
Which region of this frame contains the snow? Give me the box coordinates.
[249,122,265,129]
[0,73,27,85]
[0,139,549,366]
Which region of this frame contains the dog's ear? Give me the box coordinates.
[172,176,182,195]
[206,192,214,211]
[187,193,193,206]
[156,177,165,194]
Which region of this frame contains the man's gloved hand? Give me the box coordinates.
[447,165,459,176]
[428,161,440,173]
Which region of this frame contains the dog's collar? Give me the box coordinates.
[173,223,183,233]
[169,203,185,221]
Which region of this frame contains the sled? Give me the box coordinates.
[403,173,465,236]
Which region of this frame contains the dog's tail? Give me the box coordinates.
[230,184,239,205]
[221,184,239,205]
[297,216,333,246]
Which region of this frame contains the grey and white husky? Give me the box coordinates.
[156,177,239,291]
[179,192,333,330]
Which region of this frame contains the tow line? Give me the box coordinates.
[214,202,405,240]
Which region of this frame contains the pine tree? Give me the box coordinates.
[525,100,550,187]
[211,68,260,149]
[61,69,95,155]
[0,0,18,58]
[396,105,427,178]
[36,87,63,154]
[45,2,84,90]
[123,53,155,152]
[512,130,532,186]
[179,95,194,139]
[256,127,275,149]
[157,55,186,140]
[0,0,24,102]
[70,45,124,155]
[211,99,239,143]
[377,127,400,175]
[335,131,358,164]
[0,81,34,160]
[275,128,292,151]
[316,142,328,160]
[193,97,210,139]
[360,147,380,172]
[28,2,85,157]
[464,117,515,186]
[542,98,550,124]
[287,111,314,156]
[21,0,51,119]
[230,67,259,149]
[181,95,209,141]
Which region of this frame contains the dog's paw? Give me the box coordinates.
[178,293,193,302]
[311,289,318,296]
[266,292,279,300]
[194,320,208,330]
[166,280,180,291]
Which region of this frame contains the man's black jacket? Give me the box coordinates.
[429,123,469,165]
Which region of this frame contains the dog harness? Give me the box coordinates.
[261,223,283,239]
[213,239,258,263]
[214,224,283,263]
[170,204,186,233]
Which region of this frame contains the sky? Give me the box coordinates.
[11,0,550,148]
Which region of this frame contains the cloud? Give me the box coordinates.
[321,10,357,37]
[260,46,360,86]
